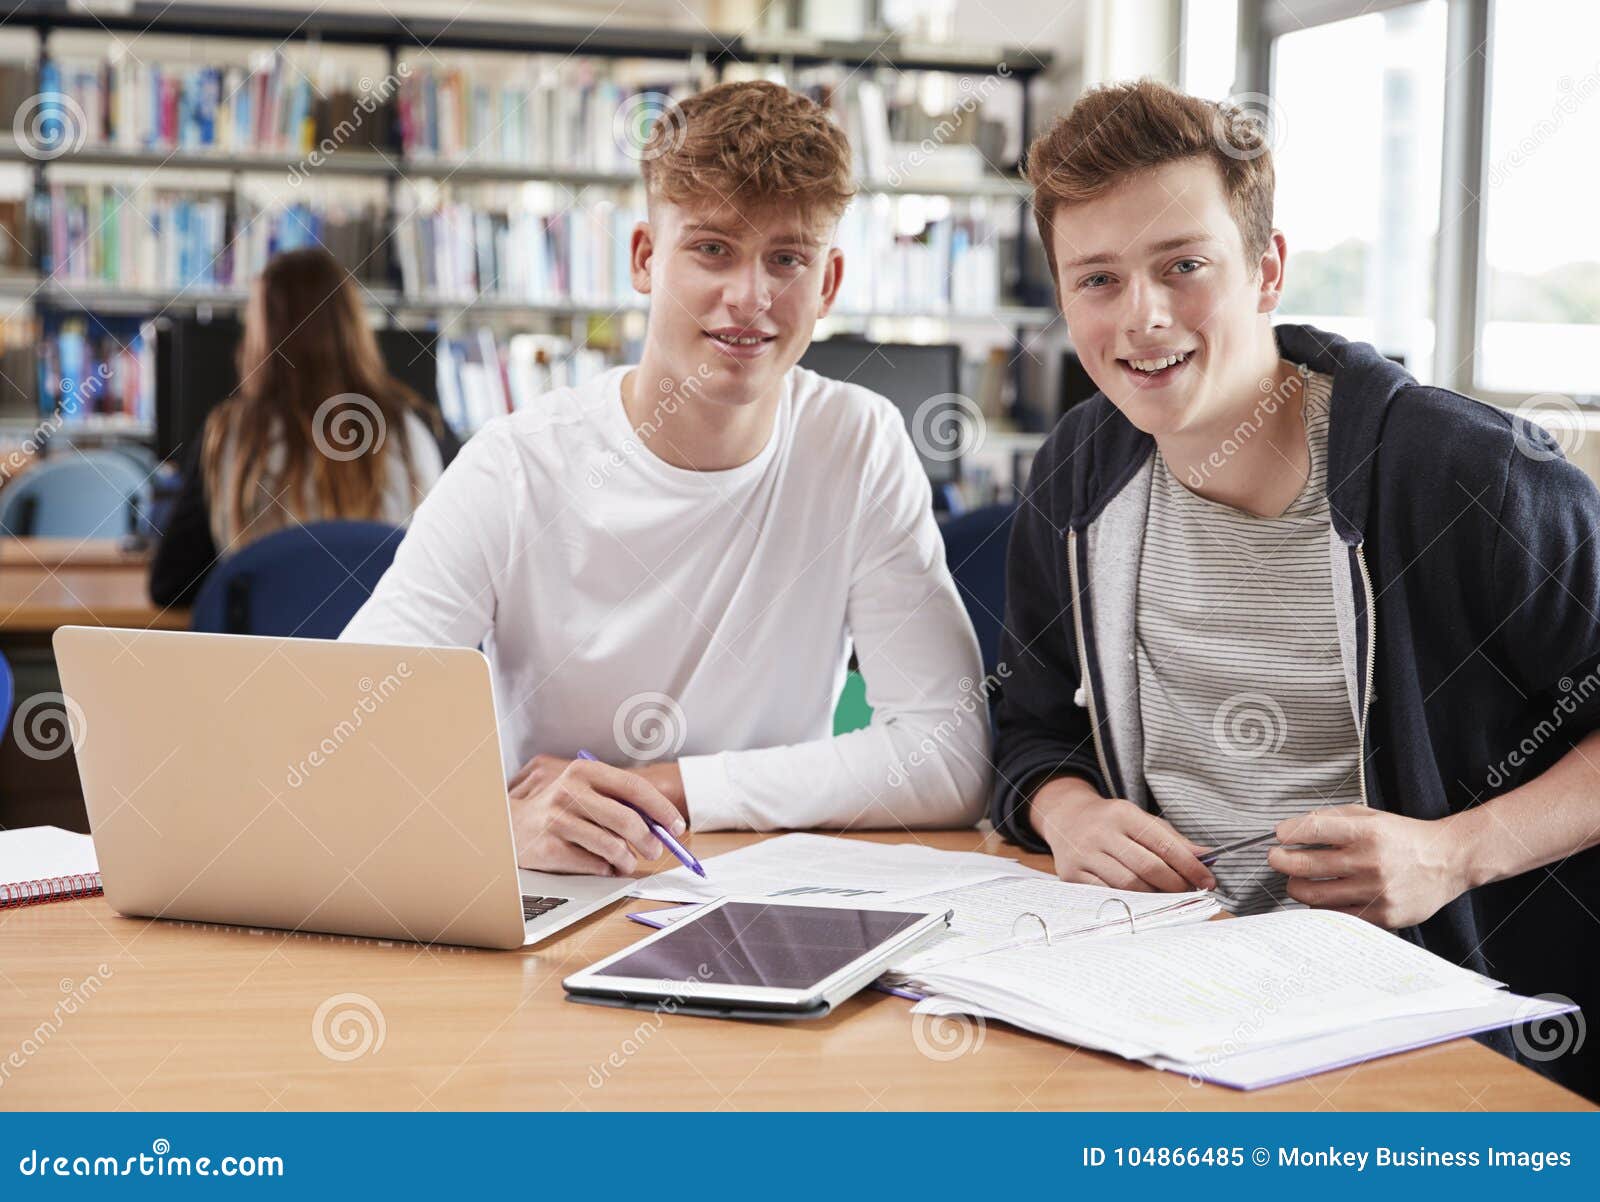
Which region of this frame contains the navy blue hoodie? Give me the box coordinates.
[990,323,1600,1098]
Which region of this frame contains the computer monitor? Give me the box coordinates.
[798,339,964,483]
[155,316,440,461]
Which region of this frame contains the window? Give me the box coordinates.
[1181,0,1239,101]
[1268,1,1447,382]
[1477,1,1600,397]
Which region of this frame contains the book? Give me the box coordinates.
[391,188,640,305]
[41,49,386,156]
[0,827,102,909]
[434,326,607,435]
[396,57,694,170]
[39,181,389,292]
[36,312,154,426]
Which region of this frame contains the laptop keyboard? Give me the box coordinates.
[522,894,571,922]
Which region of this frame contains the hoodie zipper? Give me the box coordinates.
[1354,541,1377,808]
[1066,528,1115,793]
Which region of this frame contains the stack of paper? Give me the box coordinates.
[905,908,1576,1088]
[629,832,1052,906]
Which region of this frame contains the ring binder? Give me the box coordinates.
[1096,896,1139,936]
[904,898,1147,975]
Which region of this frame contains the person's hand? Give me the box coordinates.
[1028,776,1216,892]
[1269,805,1471,929]
[508,753,686,876]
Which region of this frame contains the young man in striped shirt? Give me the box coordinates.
[991,80,1600,1084]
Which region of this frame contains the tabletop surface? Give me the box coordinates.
[0,830,1588,1112]
[0,537,186,632]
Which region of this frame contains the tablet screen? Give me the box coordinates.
[592,901,929,989]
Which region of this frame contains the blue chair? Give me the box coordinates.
[0,649,13,736]
[0,451,153,538]
[189,520,406,639]
[939,502,1017,679]
[100,441,161,478]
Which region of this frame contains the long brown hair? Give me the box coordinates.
[203,246,433,545]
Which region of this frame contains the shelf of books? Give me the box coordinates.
[0,11,1055,450]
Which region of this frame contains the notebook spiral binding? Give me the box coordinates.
[0,872,104,908]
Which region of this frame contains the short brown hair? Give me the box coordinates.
[1027,79,1275,283]
[641,81,856,220]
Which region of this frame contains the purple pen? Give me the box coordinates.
[575,749,706,878]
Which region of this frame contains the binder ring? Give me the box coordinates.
[1010,911,1051,946]
[1096,897,1139,936]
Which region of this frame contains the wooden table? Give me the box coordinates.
[0,537,156,570]
[0,537,187,633]
[0,537,188,833]
[0,831,1588,1111]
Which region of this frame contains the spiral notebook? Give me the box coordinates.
[0,826,102,908]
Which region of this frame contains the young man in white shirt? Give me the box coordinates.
[342,81,989,876]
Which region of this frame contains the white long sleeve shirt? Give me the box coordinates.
[339,364,990,831]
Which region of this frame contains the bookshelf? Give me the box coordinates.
[0,143,1036,198]
[0,0,1057,453]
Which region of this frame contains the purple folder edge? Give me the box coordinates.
[1176,1000,1583,1091]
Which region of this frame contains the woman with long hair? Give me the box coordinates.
[150,247,445,607]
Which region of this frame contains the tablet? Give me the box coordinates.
[563,897,951,1019]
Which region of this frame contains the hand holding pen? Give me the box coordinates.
[505,750,698,877]
[576,750,706,878]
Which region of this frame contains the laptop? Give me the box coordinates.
[52,626,633,950]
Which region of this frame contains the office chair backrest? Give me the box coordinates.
[0,648,13,736]
[0,451,153,538]
[99,441,160,477]
[939,502,1016,680]
[189,520,406,639]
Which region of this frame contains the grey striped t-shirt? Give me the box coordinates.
[1135,367,1361,915]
